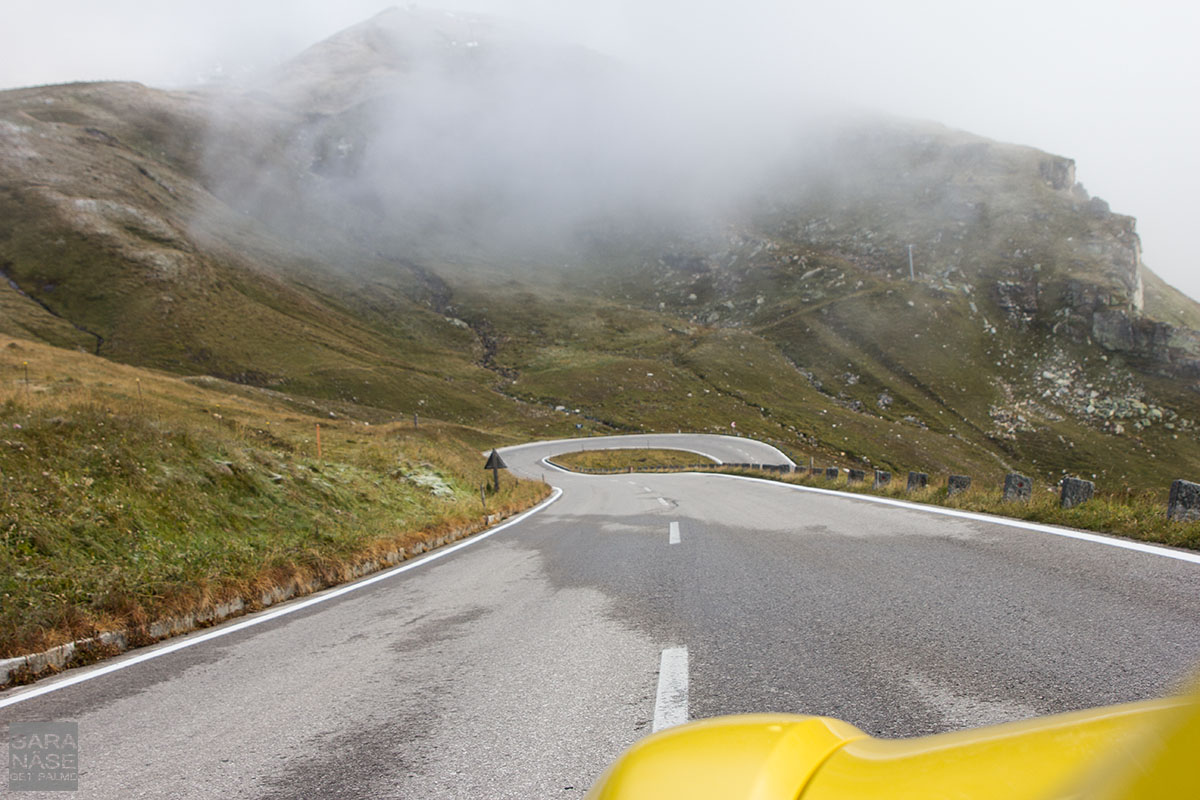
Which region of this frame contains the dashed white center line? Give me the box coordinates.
[653,647,689,732]
[669,521,681,545]
[643,486,654,492]
[657,497,670,507]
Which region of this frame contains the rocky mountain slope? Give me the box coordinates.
[3,6,1199,491]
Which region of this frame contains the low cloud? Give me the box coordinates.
[4,1,1198,296]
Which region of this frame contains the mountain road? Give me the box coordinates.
[3,433,1200,798]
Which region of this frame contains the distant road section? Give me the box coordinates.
[501,432,795,473]
[3,434,1199,800]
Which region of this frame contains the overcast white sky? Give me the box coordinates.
[2,1,1197,299]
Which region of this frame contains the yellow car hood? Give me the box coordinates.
[587,686,1200,799]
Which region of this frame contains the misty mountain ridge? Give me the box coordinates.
[2,6,1200,491]
[265,7,611,113]
[218,5,831,257]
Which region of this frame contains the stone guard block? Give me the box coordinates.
[947,475,972,496]
[1168,479,1200,521]
[1060,477,1095,509]
[1004,473,1033,502]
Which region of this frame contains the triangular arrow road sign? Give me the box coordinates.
[484,449,507,470]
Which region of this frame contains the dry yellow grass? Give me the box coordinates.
[0,335,548,661]
[550,448,718,472]
[721,465,1200,551]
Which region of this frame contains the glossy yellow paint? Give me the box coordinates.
[585,714,866,800]
[586,688,1200,799]
[802,698,1181,800]
[1088,688,1200,800]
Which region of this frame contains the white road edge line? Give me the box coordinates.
[0,488,565,710]
[543,450,1199,565]
[669,522,681,545]
[499,435,752,466]
[698,473,1200,566]
[540,457,575,475]
[653,646,689,732]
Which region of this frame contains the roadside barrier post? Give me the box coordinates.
[948,475,972,496]
[1168,479,1200,521]
[1060,477,1094,509]
[1004,473,1032,502]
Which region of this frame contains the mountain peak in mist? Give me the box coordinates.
[264,5,600,115]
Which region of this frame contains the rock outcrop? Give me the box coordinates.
[1039,156,1076,191]
[1092,309,1200,374]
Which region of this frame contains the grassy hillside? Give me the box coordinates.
[0,334,548,659]
[432,267,1200,493]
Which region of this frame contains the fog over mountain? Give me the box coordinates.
[191,7,838,264]
[3,1,1197,298]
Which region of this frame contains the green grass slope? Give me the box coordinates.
[0,334,548,659]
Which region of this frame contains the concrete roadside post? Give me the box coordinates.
[825,467,839,481]
[874,470,891,489]
[1060,477,1094,509]
[847,469,866,484]
[1004,473,1032,502]
[1168,479,1200,521]
[907,471,928,491]
[948,475,972,496]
